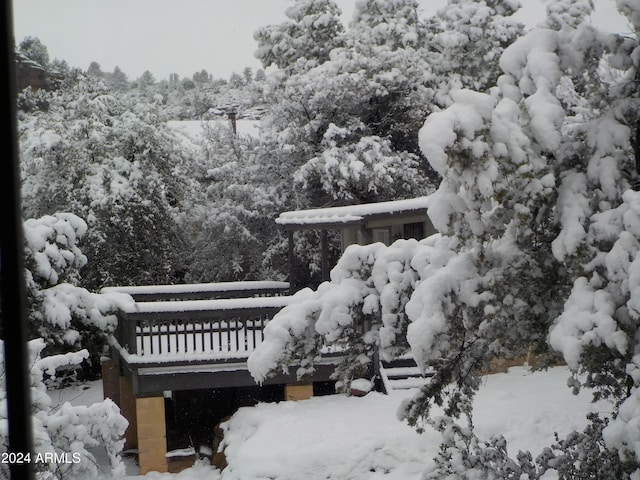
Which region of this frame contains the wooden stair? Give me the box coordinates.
[379,356,434,393]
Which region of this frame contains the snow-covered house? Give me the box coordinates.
[276,196,436,290]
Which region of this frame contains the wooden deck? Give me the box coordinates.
[106,282,340,396]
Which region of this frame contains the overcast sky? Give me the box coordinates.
[11,0,630,82]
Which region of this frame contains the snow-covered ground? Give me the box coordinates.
[166,119,260,146]
[58,366,610,480]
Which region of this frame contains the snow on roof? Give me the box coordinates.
[276,196,432,228]
[120,294,293,314]
[101,280,289,296]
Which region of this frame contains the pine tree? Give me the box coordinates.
[0,340,128,479]
[19,73,186,290]
[20,213,131,370]
[176,122,286,282]
[254,0,345,72]
[250,0,640,476]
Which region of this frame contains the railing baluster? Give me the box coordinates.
[165,321,170,353]
[192,318,196,352]
[140,319,146,356]
[243,315,248,351]
[126,315,138,356]
[173,320,178,353]
[183,320,188,353]
[200,320,205,353]
[209,319,214,352]
[251,315,256,347]
[235,317,240,352]
[150,321,156,355]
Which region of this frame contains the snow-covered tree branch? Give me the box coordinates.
[0,340,128,479]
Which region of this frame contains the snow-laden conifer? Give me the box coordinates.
[19,73,186,290]
[250,0,640,476]
[0,340,128,479]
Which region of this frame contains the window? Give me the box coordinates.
[372,228,391,245]
[403,222,424,240]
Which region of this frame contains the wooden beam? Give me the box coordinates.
[320,229,329,281]
[119,376,138,450]
[131,361,340,396]
[288,229,295,293]
[101,359,120,406]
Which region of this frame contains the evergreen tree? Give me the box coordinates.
[0,340,128,479]
[257,0,436,207]
[176,119,286,282]
[138,69,156,88]
[19,73,186,290]
[349,0,426,51]
[228,72,244,89]
[254,0,345,72]
[250,0,640,476]
[87,61,103,78]
[18,36,50,67]
[106,66,129,91]
[21,213,130,365]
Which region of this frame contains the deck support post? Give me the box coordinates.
[101,358,120,405]
[136,396,168,474]
[288,229,295,293]
[320,229,329,282]
[119,376,138,450]
[285,383,314,401]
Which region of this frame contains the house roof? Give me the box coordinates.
[275,196,432,230]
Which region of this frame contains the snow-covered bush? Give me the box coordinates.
[294,125,424,203]
[0,340,127,479]
[22,213,132,360]
[424,412,637,480]
[248,237,430,389]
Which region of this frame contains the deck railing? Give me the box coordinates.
[108,282,291,360]
[103,280,290,302]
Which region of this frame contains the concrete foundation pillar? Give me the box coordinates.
[119,376,137,449]
[285,383,313,401]
[136,396,168,474]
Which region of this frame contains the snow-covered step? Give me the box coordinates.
[379,357,434,393]
[387,376,431,390]
[382,365,422,377]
